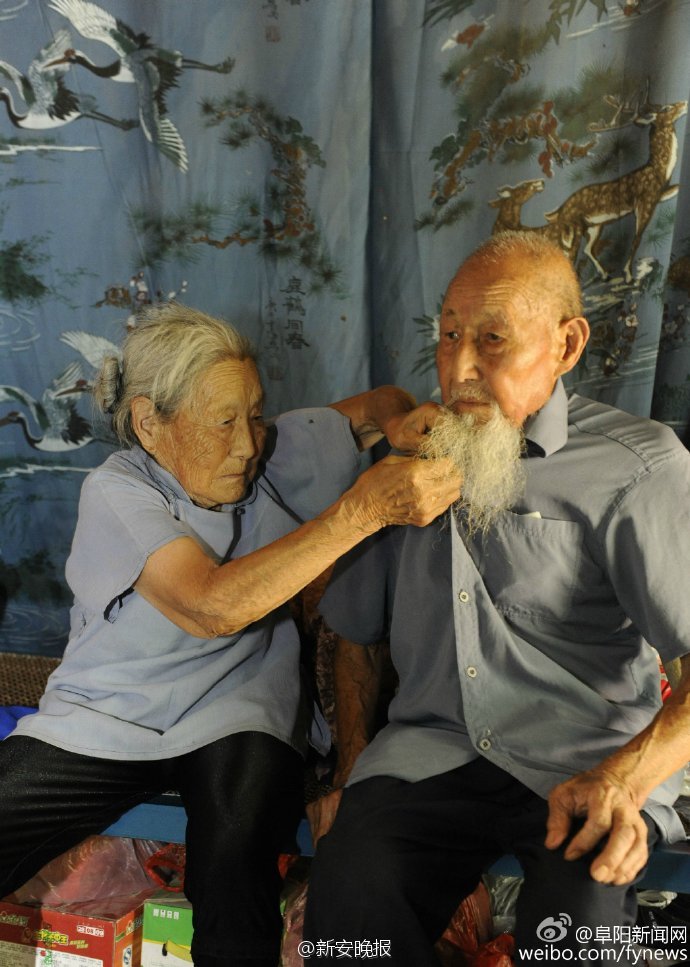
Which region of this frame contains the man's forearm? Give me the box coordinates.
[545,657,690,883]
[332,636,384,786]
[592,654,690,805]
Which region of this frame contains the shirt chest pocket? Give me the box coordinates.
[470,513,585,622]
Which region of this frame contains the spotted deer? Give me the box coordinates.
[489,179,545,232]
[544,96,687,282]
[488,179,565,249]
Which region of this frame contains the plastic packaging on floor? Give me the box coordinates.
[483,873,523,937]
[280,869,515,967]
[7,834,163,910]
[471,933,515,967]
[144,841,187,892]
[436,881,494,965]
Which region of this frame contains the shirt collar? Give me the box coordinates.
[131,445,257,511]
[128,444,194,507]
[522,378,568,457]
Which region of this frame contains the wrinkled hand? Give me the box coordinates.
[383,402,446,454]
[348,454,461,531]
[305,789,343,847]
[545,769,649,885]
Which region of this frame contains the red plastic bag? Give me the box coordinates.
[9,835,162,908]
[144,842,187,892]
[435,882,494,966]
[472,932,515,967]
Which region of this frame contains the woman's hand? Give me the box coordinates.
[343,454,462,533]
[382,402,447,454]
[330,388,447,453]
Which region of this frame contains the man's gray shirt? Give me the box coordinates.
[320,382,690,842]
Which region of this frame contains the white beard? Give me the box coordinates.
[418,403,526,535]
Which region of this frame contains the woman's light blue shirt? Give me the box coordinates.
[15,408,359,760]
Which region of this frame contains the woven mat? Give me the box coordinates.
[0,651,60,707]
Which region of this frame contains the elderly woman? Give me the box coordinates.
[0,304,459,967]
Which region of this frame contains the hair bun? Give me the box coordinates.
[94,355,123,414]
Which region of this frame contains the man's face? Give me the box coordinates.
[436,253,569,426]
[152,357,266,509]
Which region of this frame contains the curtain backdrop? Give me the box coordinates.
[1,0,688,654]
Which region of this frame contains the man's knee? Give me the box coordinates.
[516,839,638,936]
[310,819,422,921]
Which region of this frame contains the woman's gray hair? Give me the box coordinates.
[93,302,256,447]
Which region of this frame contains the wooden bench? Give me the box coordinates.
[3,651,688,893]
[103,793,315,856]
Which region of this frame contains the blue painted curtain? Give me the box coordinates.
[1,0,689,653]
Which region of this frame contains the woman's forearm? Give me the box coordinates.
[136,454,461,638]
[198,491,381,635]
[329,386,417,451]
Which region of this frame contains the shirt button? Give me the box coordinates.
[478,738,492,752]
[458,590,470,603]
[466,666,478,678]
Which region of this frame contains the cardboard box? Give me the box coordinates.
[0,892,150,966]
[141,892,193,966]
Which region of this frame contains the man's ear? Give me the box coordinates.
[130,396,160,451]
[555,316,590,377]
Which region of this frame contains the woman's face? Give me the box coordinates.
[152,357,267,508]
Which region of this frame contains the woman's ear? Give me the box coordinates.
[555,316,590,377]
[130,396,160,451]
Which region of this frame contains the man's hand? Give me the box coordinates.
[306,789,344,847]
[383,402,446,454]
[545,768,650,885]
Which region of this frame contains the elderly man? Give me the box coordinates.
[303,232,690,965]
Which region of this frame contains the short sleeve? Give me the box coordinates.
[603,449,690,664]
[264,408,361,521]
[319,528,393,645]
[65,465,194,618]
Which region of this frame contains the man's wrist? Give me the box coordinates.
[587,761,648,809]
